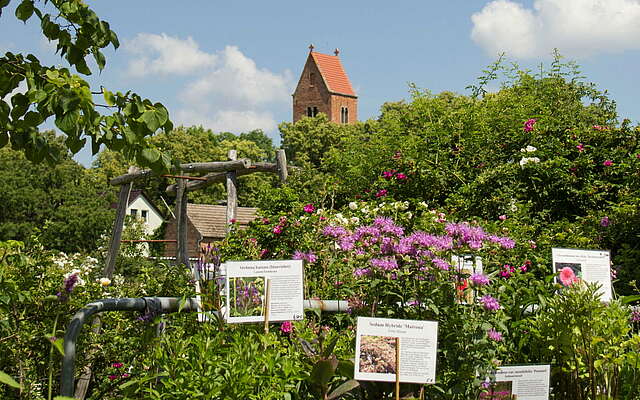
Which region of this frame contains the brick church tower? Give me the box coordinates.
[292,45,358,124]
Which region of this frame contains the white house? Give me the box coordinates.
[125,190,164,235]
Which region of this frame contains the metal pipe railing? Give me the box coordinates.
[60,297,348,396]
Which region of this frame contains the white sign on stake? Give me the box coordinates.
[552,248,612,302]
[354,317,438,384]
[481,365,550,400]
[224,259,304,323]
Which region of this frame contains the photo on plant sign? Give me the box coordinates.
[358,335,397,374]
[554,262,582,287]
[479,381,513,400]
[229,276,264,318]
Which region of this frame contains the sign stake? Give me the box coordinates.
[264,279,271,334]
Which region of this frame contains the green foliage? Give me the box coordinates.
[93,126,278,208]
[0,238,193,400]
[121,325,309,400]
[1,0,173,171]
[529,283,638,398]
[0,141,114,253]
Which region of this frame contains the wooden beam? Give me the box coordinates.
[109,159,252,186]
[103,182,132,277]
[161,174,209,181]
[164,162,284,194]
[226,150,238,234]
[276,149,288,183]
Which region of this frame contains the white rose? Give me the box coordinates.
[348,202,358,210]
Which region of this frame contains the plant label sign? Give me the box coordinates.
[481,365,550,400]
[224,259,304,323]
[355,317,438,384]
[552,248,612,302]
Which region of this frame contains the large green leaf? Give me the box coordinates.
[327,379,359,400]
[311,356,338,388]
[15,0,34,22]
[0,370,20,389]
[141,148,160,164]
[55,111,80,134]
[139,106,168,132]
[103,90,116,106]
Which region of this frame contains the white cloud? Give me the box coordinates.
[123,33,216,76]
[471,0,640,58]
[181,46,292,109]
[174,109,279,133]
[122,34,294,135]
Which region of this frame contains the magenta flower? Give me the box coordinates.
[479,295,501,311]
[487,328,503,342]
[600,216,610,227]
[576,143,584,152]
[303,203,315,213]
[273,225,283,234]
[382,170,395,179]
[259,249,269,258]
[470,273,490,287]
[559,267,580,286]
[500,264,515,278]
[108,375,119,381]
[498,215,507,221]
[111,362,124,369]
[375,189,388,198]
[603,160,613,166]
[280,321,293,334]
[395,173,407,180]
[523,118,537,132]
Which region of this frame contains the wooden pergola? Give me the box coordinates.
[103,149,289,278]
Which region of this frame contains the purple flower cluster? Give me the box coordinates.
[631,307,640,323]
[487,328,503,342]
[293,250,317,263]
[479,295,501,311]
[323,216,516,281]
[370,257,399,271]
[470,273,490,287]
[63,273,80,293]
[322,225,348,238]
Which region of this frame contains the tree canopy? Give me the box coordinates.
[1,0,173,171]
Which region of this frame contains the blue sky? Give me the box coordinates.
[2,0,640,166]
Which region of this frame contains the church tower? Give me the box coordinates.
[292,45,358,124]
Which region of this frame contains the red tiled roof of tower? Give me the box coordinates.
[310,52,356,97]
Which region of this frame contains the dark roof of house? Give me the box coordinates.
[187,204,258,238]
[310,51,356,97]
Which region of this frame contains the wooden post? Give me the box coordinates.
[103,181,133,278]
[395,337,400,400]
[175,177,189,266]
[275,149,288,183]
[226,150,237,234]
[80,169,134,399]
[264,279,271,334]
